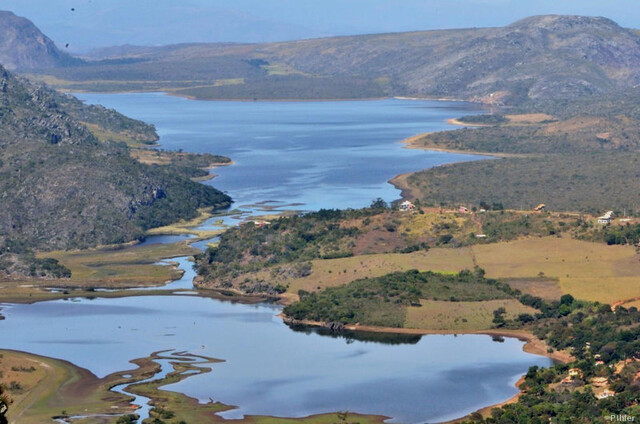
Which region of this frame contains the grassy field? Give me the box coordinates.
[145,212,224,238]
[472,236,640,304]
[405,299,537,331]
[501,278,563,300]
[38,241,198,288]
[286,248,475,294]
[0,350,143,424]
[283,236,640,306]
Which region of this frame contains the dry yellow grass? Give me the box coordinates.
[130,148,173,165]
[471,237,640,304]
[0,351,48,416]
[285,236,640,305]
[145,208,226,238]
[40,242,198,287]
[541,116,609,135]
[504,278,563,300]
[287,248,475,293]
[405,299,537,331]
[505,113,554,124]
[214,78,245,86]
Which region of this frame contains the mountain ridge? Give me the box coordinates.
[0,10,80,70]
[21,14,640,104]
[0,65,230,258]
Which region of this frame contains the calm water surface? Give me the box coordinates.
[76,94,488,210]
[0,297,550,423]
[0,95,550,423]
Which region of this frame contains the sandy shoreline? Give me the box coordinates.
[398,131,520,157]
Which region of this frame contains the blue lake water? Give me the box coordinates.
[0,95,550,423]
[75,94,488,210]
[0,296,550,423]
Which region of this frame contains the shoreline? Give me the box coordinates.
[440,375,527,424]
[389,128,529,202]
[67,86,488,105]
[17,89,544,422]
[446,117,490,127]
[280,316,572,363]
[398,131,520,157]
[279,316,572,423]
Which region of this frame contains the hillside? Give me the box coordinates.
[0,65,230,278]
[29,15,640,104]
[0,11,79,70]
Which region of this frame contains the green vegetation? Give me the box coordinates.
[594,223,640,246]
[196,208,376,293]
[480,213,562,242]
[173,75,388,100]
[0,65,231,279]
[456,114,509,125]
[284,269,514,328]
[0,253,70,280]
[405,153,640,215]
[464,300,640,423]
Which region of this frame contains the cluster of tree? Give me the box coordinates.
[480,214,563,242]
[283,268,513,328]
[0,246,71,280]
[596,223,640,246]
[457,114,509,125]
[196,208,381,287]
[465,295,640,422]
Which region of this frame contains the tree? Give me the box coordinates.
[369,198,388,209]
[560,294,575,305]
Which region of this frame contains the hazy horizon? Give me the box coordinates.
[1,0,639,52]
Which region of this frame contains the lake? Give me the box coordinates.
[0,296,550,423]
[76,94,488,210]
[0,95,550,423]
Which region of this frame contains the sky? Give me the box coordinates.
[1,0,640,52]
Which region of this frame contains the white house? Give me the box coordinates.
[598,211,615,224]
[400,201,415,211]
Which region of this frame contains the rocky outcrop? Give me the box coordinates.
[0,10,80,70]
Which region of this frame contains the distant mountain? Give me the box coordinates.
[0,65,230,255]
[32,15,640,104]
[0,10,80,70]
[262,15,640,103]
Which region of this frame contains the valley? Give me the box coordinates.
[1,8,640,424]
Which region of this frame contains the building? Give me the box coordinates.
[598,211,615,224]
[597,389,615,399]
[399,201,415,211]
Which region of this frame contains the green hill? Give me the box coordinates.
[0,66,230,278]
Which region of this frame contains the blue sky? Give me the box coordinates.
[2,0,639,51]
